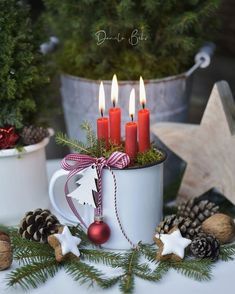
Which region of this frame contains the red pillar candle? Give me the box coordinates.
[109,108,121,145]
[97,81,109,147]
[138,76,150,153]
[97,117,109,147]
[109,74,121,145]
[125,89,138,161]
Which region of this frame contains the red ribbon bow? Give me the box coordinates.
[61,151,130,227]
[0,126,19,149]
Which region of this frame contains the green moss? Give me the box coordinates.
[135,147,165,166]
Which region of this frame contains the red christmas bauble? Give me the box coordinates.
[87,217,111,245]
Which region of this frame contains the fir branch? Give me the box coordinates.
[65,259,118,289]
[0,225,18,235]
[119,273,134,294]
[139,243,157,262]
[55,132,91,154]
[11,233,54,256]
[5,225,235,293]
[168,259,214,281]
[7,260,60,290]
[81,121,96,148]
[81,249,123,267]
[14,251,55,265]
[119,248,141,293]
[219,244,235,261]
[134,262,169,282]
[68,225,92,247]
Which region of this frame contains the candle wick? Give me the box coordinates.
[142,103,145,110]
[131,114,134,122]
[101,109,104,117]
[113,100,116,108]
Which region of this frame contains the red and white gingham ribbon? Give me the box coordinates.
[61,151,130,228]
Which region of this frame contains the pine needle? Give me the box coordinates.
[69,225,92,247]
[81,121,96,148]
[118,248,141,293]
[11,233,54,256]
[219,244,235,261]
[81,249,123,267]
[7,260,60,290]
[134,262,169,281]
[119,273,134,294]
[64,259,118,289]
[14,251,55,265]
[56,132,91,154]
[168,259,214,281]
[4,226,235,293]
[139,243,157,262]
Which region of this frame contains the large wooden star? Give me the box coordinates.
[151,81,235,204]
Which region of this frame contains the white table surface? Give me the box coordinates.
[0,159,234,294]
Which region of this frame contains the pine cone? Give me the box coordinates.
[156,214,201,240]
[21,126,49,145]
[19,209,60,243]
[177,198,219,227]
[190,233,220,260]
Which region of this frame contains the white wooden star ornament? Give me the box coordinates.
[151,81,235,204]
[154,228,191,261]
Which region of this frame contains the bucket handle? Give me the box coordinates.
[186,42,216,77]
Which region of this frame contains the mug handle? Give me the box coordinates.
[49,169,81,224]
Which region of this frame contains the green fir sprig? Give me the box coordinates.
[55,122,165,166]
[7,260,60,290]
[167,259,213,281]
[219,244,235,261]
[4,226,235,294]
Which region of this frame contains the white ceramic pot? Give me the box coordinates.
[0,136,51,225]
[49,154,166,249]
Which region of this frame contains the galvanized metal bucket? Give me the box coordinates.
[61,73,192,141]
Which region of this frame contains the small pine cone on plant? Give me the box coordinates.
[190,232,220,260]
[177,198,219,227]
[21,125,49,145]
[156,214,201,240]
[19,209,60,243]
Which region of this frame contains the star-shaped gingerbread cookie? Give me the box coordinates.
[48,226,81,262]
[154,227,191,261]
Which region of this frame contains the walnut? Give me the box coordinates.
[201,213,235,244]
[0,231,12,270]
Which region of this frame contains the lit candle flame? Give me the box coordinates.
[139,76,146,108]
[129,88,135,121]
[99,81,105,116]
[111,74,118,107]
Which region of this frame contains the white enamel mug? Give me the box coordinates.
[49,157,166,250]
